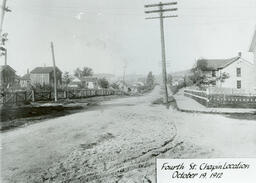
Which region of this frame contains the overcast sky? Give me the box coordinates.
[1,0,256,76]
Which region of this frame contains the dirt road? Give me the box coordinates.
[1,86,256,182]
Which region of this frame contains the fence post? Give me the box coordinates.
[2,91,5,104]
[24,91,27,102]
[64,90,68,99]
[15,92,17,104]
[32,90,35,102]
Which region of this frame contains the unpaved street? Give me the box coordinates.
[1,86,256,182]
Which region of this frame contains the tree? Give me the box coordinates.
[189,67,206,87]
[74,67,93,78]
[81,67,93,77]
[189,62,230,88]
[62,72,73,87]
[98,78,109,89]
[74,68,82,78]
[146,71,154,87]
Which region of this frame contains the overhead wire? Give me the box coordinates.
[8,2,256,26]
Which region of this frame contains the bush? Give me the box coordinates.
[98,78,109,89]
[170,81,186,95]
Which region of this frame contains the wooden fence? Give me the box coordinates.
[0,89,125,105]
[207,87,256,96]
[184,88,256,108]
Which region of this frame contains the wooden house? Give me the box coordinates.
[196,53,255,90]
[80,77,99,89]
[249,28,256,90]
[0,65,16,89]
[30,66,62,87]
[68,77,81,88]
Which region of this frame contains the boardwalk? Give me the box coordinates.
[174,89,256,114]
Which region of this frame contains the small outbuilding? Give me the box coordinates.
[80,77,99,89]
[0,65,16,89]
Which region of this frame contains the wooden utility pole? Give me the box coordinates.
[0,0,7,35]
[3,35,7,65]
[0,0,11,65]
[50,42,58,102]
[123,64,127,84]
[0,33,7,65]
[145,2,178,104]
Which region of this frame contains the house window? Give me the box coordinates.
[236,68,241,77]
[212,71,216,77]
[237,80,241,89]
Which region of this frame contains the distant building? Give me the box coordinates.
[67,76,99,89]
[134,82,145,87]
[196,53,255,90]
[80,77,99,89]
[115,80,130,93]
[170,70,193,86]
[249,28,256,89]
[68,77,81,88]
[172,77,185,86]
[130,82,145,93]
[30,67,62,86]
[20,73,30,88]
[0,65,16,89]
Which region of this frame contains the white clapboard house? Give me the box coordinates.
[196,27,256,92]
[249,28,256,90]
[196,53,255,90]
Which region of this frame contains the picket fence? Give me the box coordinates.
[184,88,256,108]
[0,89,124,105]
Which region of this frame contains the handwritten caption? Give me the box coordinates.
[157,158,256,183]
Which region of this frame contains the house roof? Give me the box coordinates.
[72,77,81,82]
[249,29,256,52]
[30,67,62,74]
[197,57,240,71]
[69,77,81,85]
[0,65,16,73]
[80,77,98,82]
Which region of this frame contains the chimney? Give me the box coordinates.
[238,52,242,57]
[27,69,29,74]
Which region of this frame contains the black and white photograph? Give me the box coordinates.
[0,0,256,182]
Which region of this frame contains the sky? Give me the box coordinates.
[1,0,256,76]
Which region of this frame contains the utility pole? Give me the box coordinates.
[123,64,126,84]
[50,42,58,102]
[0,0,7,35]
[2,32,7,65]
[0,0,11,65]
[145,2,178,104]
